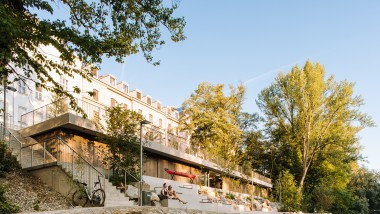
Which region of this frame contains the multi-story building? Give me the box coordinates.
[1,45,272,211]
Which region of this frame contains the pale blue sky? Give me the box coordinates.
[39,1,380,170]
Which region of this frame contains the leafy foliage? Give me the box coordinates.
[0,0,186,113]
[0,186,19,214]
[0,142,21,177]
[97,105,143,180]
[180,82,246,170]
[257,60,374,192]
[274,170,301,212]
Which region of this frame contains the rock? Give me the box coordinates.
[126,185,139,199]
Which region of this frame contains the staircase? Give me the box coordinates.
[104,179,135,207]
[2,128,137,207]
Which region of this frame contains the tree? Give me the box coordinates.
[348,168,380,213]
[97,105,143,181]
[0,0,186,113]
[180,82,245,170]
[274,170,301,212]
[257,60,374,192]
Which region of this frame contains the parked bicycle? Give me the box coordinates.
[72,175,106,207]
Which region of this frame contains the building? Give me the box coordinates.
[1,45,272,211]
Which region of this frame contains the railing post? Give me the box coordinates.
[43,141,46,165]
[56,139,59,162]
[31,145,34,168]
[19,140,22,162]
[72,151,74,178]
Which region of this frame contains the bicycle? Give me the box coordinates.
[72,175,106,207]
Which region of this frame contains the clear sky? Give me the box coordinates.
[41,1,380,170]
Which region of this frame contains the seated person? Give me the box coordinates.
[159,183,168,200]
[168,185,187,204]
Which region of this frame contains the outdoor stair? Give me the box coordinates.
[104,179,135,207]
[7,129,57,169]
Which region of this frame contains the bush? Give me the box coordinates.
[0,186,19,214]
[0,142,21,177]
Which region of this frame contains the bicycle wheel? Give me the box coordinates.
[91,189,106,206]
[72,190,88,207]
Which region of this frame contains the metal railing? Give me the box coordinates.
[41,137,105,192]
[1,126,104,193]
[1,125,23,162]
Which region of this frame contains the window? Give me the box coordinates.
[159,119,162,128]
[123,104,128,110]
[93,89,98,101]
[123,84,128,93]
[35,85,42,100]
[111,98,116,107]
[136,92,141,99]
[168,124,172,133]
[18,81,26,95]
[175,112,179,119]
[110,77,115,87]
[93,111,100,122]
[18,106,27,122]
[60,77,68,90]
[157,103,161,110]
[138,109,142,115]
[147,97,152,105]
[149,114,153,123]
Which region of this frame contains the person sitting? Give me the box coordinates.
[168,185,187,204]
[159,183,168,200]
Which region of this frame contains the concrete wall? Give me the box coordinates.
[30,165,78,198]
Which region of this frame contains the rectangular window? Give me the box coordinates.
[60,77,68,91]
[159,119,162,128]
[123,84,128,93]
[136,92,141,99]
[123,104,128,110]
[18,81,27,95]
[18,106,27,122]
[157,103,161,110]
[93,89,98,101]
[149,114,153,123]
[93,111,100,122]
[110,77,115,87]
[35,85,42,100]
[147,97,152,105]
[111,98,116,107]
[138,109,142,115]
[168,124,172,133]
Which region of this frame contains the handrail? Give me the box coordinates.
[56,136,104,176]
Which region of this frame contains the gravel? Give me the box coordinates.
[0,170,72,212]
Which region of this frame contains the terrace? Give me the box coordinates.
[19,98,272,189]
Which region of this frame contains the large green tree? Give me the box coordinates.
[97,105,143,180]
[0,0,185,113]
[257,60,374,193]
[180,82,245,170]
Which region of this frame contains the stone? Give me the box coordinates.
[126,185,139,199]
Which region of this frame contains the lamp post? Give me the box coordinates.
[139,119,151,206]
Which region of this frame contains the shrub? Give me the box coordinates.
[0,142,21,177]
[0,186,19,214]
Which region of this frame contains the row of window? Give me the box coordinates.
[17,81,43,101]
